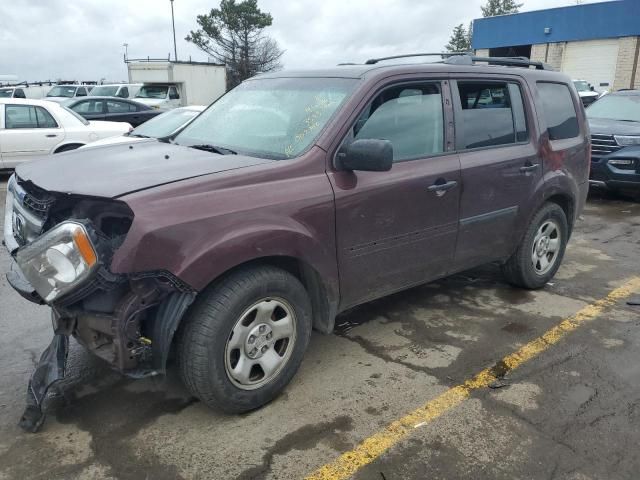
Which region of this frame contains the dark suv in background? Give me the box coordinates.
[3,54,590,431]
[587,89,640,193]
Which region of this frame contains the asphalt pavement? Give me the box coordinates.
[0,174,639,480]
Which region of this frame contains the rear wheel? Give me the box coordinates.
[177,265,312,412]
[502,202,568,289]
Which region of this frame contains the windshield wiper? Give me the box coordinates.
[130,133,151,138]
[189,144,237,155]
[617,119,640,123]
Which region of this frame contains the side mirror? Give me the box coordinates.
[337,139,393,172]
[590,86,595,91]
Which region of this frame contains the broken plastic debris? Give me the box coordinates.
[489,379,510,389]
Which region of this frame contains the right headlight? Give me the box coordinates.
[614,135,640,147]
[15,221,98,303]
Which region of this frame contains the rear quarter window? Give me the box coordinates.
[537,82,580,140]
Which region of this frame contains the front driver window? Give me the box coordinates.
[350,83,444,162]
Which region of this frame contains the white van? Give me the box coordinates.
[0,85,48,99]
[89,83,142,99]
[134,84,182,109]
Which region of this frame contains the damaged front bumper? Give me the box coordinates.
[4,175,197,432]
[10,265,195,432]
[6,241,195,432]
[19,334,68,433]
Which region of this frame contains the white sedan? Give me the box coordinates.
[82,105,205,148]
[0,98,131,170]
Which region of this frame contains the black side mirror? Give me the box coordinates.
[337,139,393,172]
[590,86,595,91]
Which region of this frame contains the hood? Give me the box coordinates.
[81,135,149,149]
[15,141,274,198]
[134,98,166,107]
[588,117,640,136]
[44,97,70,103]
[88,120,132,131]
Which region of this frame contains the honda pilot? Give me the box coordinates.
[3,54,590,431]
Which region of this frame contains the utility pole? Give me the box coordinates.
[122,43,129,62]
[170,0,178,62]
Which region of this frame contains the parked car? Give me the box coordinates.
[134,84,182,109]
[0,84,50,100]
[82,105,206,148]
[4,55,590,431]
[573,79,599,107]
[64,97,163,127]
[45,84,92,103]
[0,87,26,99]
[0,98,131,170]
[88,83,142,99]
[586,89,640,193]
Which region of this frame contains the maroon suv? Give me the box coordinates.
[3,55,589,431]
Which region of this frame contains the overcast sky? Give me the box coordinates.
[0,0,601,83]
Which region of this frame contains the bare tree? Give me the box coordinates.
[186,0,284,88]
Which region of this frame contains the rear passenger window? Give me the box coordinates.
[537,82,579,140]
[456,81,528,149]
[107,101,136,113]
[352,83,444,162]
[35,106,58,128]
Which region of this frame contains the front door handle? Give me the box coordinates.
[45,134,57,138]
[520,163,539,173]
[428,179,458,196]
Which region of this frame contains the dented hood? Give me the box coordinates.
[15,141,274,198]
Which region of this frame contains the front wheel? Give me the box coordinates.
[502,202,568,289]
[177,266,312,413]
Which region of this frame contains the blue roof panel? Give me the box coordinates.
[472,0,640,49]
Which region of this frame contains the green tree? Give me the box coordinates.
[481,0,523,17]
[186,0,284,88]
[445,23,471,53]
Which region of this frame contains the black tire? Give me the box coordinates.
[177,265,312,413]
[54,144,83,153]
[502,202,568,289]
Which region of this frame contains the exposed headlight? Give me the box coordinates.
[15,222,98,302]
[614,135,640,146]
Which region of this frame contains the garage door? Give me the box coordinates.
[561,39,619,93]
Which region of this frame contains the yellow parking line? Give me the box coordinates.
[305,277,640,480]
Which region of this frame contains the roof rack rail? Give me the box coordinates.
[361,52,552,70]
[364,52,467,65]
[444,54,551,70]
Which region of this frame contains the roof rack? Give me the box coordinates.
[362,53,552,70]
[364,52,466,65]
[445,55,551,70]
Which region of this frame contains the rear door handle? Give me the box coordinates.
[428,179,458,196]
[45,134,57,138]
[520,163,539,173]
